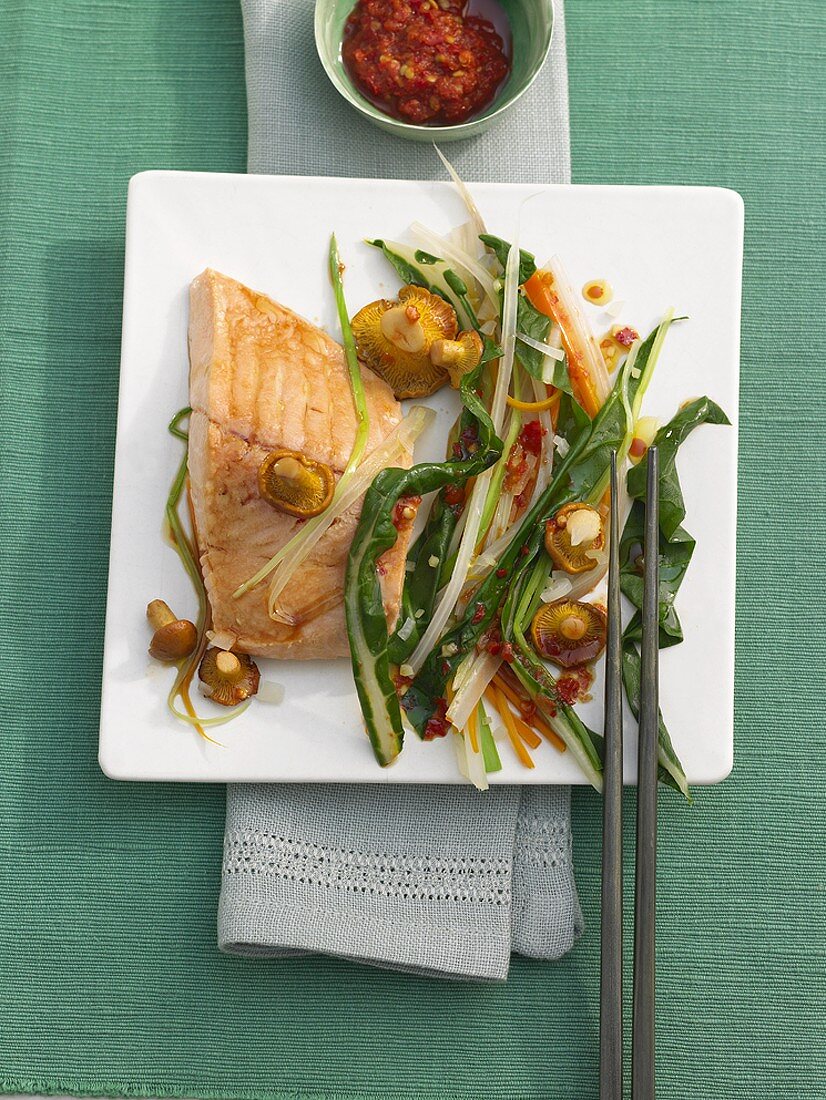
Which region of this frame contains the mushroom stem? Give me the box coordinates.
[216,651,242,676]
[147,599,176,631]
[560,615,587,641]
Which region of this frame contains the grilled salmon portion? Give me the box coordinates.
[187,269,416,659]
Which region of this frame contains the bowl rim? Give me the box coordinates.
[313,0,555,139]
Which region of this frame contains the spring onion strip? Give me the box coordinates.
[168,696,251,730]
[408,236,521,673]
[478,702,502,773]
[409,220,499,304]
[543,255,612,408]
[264,406,434,616]
[165,409,205,612]
[478,521,520,564]
[631,308,675,424]
[233,236,372,601]
[164,408,247,742]
[330,233,371,471]
[446,649,502,731]
[516,331,566,361]
[434,144,487,240]
[478,409,521,547]
[531,376,556,496]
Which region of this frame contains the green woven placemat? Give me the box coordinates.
[0,1,823,1098]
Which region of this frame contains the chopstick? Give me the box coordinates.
[599,451,624,1100]
[632,445,660,1100]
[599,446,660,1100]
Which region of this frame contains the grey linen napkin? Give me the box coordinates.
[219,0,582,981]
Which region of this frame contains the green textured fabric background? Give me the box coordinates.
[0,1,823,1097]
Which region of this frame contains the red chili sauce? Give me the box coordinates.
[342,0,511,126]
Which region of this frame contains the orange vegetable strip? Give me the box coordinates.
[505,391,561,413]
[492,687,535,768]
[467,705,480,754]
[493,674,566,753]
[524,271,602,418]
[512,713,542,750]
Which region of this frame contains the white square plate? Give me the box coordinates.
[99,171,742,785]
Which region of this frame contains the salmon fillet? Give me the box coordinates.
[187,268,416,659]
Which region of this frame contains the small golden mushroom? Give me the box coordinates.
[146,599,197,662]
[429,329,484,389]
[351,285,458,398]
[531,600,607,668]
[198,647,260,707]
[258,449,335,518]
[544,503,605,574]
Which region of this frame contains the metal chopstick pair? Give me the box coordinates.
[600,447,660,1100]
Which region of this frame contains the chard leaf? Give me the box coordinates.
[345,347,503,764]
[619,394,729,798]
[620,503,696,648]
[479,233,537,282]
[369,239,429,290]
[368,239,477,328]
[627,396,730,538]
[402,328,661,737]
[541,352,575,396]
[555,391,592,443]
[514,293,553,378]
[621,642,691,801]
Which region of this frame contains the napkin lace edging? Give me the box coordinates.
[224,829,512,906]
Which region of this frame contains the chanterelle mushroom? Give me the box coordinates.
[531,599,607,668]
[351,285,458,398]
[544,503,605,574]
[258,449,335,518]
[198,647,260,707]
[429,329,484,389]
[146,599,197,662]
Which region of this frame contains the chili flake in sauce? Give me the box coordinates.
[342,0,511,126]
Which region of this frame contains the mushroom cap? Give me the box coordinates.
[351,285,458,399]
[544,502,605,574]
[530,599,607,668]
[198,647,260,706]
[257,449,335,518]
[148,617,198,662]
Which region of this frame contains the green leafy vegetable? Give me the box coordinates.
[479,234,537,283]
[627,396,730,538]
[620,506,695,649]
[478,234,552,379]
[621,641,690,800]
[514,294,553,378]
[368,239,477,329]
[344,350,503,765]
[401,336,657,741]
[619,394,730,796]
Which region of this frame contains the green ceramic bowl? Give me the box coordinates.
[314,0,554,143]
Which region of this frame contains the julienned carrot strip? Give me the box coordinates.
[493,674,566,753]
[494,687,535,769]
[532,712,567,753]
[467,705,479,754]
[492,674,529,714]
[505,391,561,413]
[513,714,542,750]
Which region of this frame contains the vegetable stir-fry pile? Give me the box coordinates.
[338,170,728,793]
